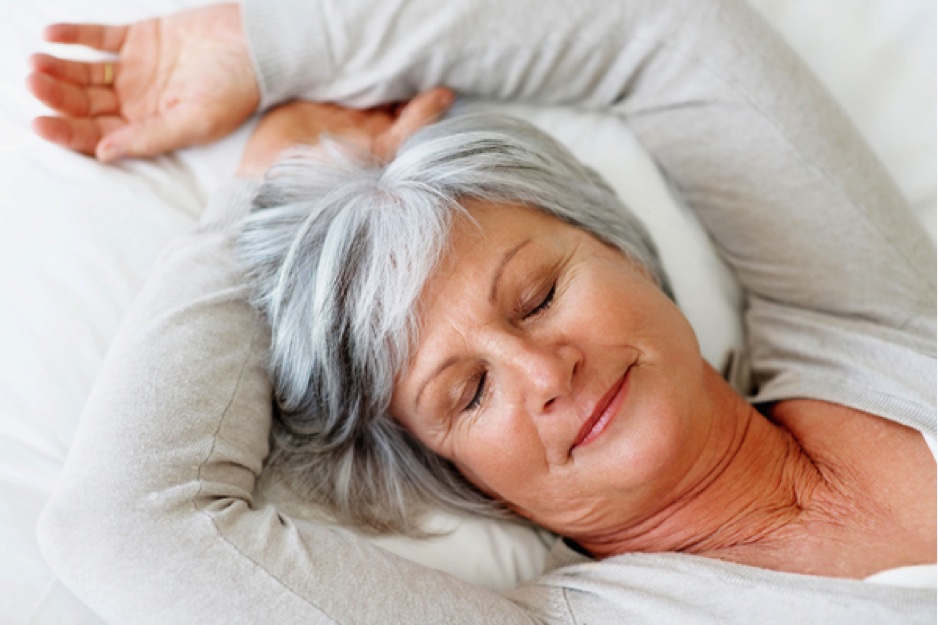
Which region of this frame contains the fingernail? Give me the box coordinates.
[436,89,455,108]
[97,141,122,162]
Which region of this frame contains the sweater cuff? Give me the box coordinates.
[242,0,332,109]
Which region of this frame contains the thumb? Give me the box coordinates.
[374,87,455,160]
[95,109,206,162]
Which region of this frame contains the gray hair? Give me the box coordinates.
[237,113,671,535]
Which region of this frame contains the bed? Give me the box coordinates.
[1,0,934,622]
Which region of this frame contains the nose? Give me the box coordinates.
[503,338,582,416]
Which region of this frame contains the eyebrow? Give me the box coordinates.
[489,239,533,304]
[414,238,533,410]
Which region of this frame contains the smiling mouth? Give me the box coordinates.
[573,367,631,450]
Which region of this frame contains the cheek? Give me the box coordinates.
[450,412,546,503]
[566,283,678,364]
[604,268,700,365]
[611,367,700,483]
[601,320,708,500]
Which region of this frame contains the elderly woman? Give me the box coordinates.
[31,0,935,623]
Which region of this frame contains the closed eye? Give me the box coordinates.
[524,283,556,319]
[462,282,554,415]
[465,370,487,412]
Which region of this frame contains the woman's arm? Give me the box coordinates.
[36,183,542,625]
[246,0,935,431]
[36,96,549,624]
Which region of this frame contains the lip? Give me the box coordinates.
[573,367,631,450]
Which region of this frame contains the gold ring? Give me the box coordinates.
[102,62,114,86]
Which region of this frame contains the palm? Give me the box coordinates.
[28,3,259,161]
[117,8,258,140]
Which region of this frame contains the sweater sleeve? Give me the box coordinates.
[244,0,936,435]
[36,179,547,624]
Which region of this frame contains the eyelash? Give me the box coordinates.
[525,282,556,319]
[466,370,487,411]
[462,281,557,414]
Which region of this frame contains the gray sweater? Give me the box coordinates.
[37,0,936,623]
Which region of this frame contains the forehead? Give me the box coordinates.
[443,199,571,268]
[399,201,568,357]
[424,200,565,301]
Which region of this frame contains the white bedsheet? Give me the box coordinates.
[0,0,934,622]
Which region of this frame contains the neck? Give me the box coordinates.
[578,365,824,562]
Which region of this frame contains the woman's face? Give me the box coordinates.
[391,201,712,545]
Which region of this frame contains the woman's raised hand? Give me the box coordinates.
[27,3,259,162]
[237,87,455,177]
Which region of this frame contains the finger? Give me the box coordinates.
[30,53,118,87]
[394,88,455,133]
[32,115,125,156]
[27,71,119,117]
[374,87,455,158]
[44,23,128,53]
